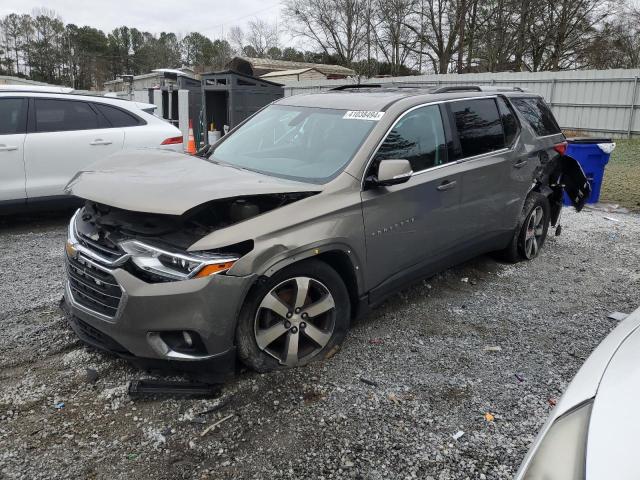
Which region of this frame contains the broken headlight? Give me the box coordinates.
[119,240,238,281]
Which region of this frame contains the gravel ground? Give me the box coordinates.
[1,206,639,480]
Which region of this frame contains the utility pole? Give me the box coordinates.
[367,0,372,78]
[457,0,466,73]
[419,0,424,73]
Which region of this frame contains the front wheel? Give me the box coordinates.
[500,192,550,262]
[236,260,350,372]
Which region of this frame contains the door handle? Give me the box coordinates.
[436,180,457,191]
[513,159,528,169]
[90,139,112,146]
[0,145,18,152]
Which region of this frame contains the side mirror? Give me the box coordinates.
[373,159,413,186]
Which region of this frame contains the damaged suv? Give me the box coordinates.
[63,85,589,379]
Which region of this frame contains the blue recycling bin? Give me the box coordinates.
[563,137,615,205]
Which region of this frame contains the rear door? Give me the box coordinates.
[0,97,28,202]
[24,98,124,199]
[448,97,529,247]
[95,101,184,153]
[361,104,462,292]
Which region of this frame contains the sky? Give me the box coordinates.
[0,0,293,44]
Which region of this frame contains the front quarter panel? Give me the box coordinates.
[189,173,367,292]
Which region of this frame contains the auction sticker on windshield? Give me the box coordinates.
[343,111,385,121]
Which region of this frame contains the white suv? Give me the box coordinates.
[0,86,184,210]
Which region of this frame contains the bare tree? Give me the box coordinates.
[580,4,640,68]
[245,19,279,58]
[373,0,418,75]
[228,25,244,56]
[469,0,521,72]
[283,0,369,66]
[540,0,616,70]
[403,0,466,73]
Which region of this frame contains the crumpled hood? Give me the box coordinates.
[65,149,321,215]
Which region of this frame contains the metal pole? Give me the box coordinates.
[168,84,173,124]
[628,75,638,139]
[549,78,557,107]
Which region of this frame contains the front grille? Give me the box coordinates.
[77,232,123,261]
[67,255,122,318]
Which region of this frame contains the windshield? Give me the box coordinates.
[208,105,378,183]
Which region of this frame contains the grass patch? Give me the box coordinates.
[599,139,640,210]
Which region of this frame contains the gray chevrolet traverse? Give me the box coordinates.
[62,85,590,380]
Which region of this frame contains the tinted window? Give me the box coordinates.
[511,97,561,136]
[0,98,27,134]
[450,99,504,157]
[373,105,447,172]
[497,97,519,146]
[35,99,99,133]
[95,103,141,127]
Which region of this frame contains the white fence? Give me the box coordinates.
[283,69,640,138]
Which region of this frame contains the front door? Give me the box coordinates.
[24,98,124,199]
[0,97,28,202]
[361,104,463,293]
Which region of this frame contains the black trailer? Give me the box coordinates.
[201,70,283,138]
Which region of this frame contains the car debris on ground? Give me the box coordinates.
[607,311,629,321]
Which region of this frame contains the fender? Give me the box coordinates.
[256,240,365,296]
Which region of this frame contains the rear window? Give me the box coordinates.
[35,99,99,133]
[510,97,561,137]
[0,98,27,134]
[449,98,505,158]
[95,103,142,127]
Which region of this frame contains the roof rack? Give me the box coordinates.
[431,85,482,94]
[330,84,382,91]
[476,86,525,92]
[327,83,527,94]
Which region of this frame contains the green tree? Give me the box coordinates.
[29,9,65,83]
[66,24,109,89]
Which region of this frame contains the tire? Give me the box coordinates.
[236,259,351,372]
[500,192,550,263]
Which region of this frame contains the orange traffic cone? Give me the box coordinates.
[186,119,196,154]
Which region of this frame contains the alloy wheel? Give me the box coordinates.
[524,205,545,259]
[254,276,336,366]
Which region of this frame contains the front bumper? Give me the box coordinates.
[63,255,256,380]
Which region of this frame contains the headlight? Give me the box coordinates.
[120,240,238,281]
[519,400,593,480]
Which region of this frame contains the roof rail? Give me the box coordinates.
[476,85,526,92]
[330,84,382,91]
[431,85,482,94]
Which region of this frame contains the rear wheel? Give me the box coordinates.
[236,260,350,372]
[501,192,550,262]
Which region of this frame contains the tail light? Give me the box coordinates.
[161,136,183,145]
[553,141,568,155]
